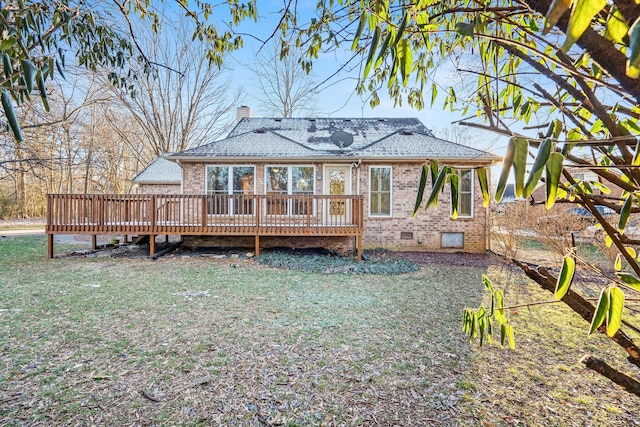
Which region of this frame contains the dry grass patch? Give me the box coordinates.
[0,236,638,426]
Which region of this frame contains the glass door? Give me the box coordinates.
[324,165,351,224]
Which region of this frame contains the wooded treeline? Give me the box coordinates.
[0,78,145,218]
[0,10,240,220]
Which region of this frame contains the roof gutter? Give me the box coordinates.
[166,155,502,165]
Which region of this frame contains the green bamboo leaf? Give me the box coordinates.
[619,195,633,233]
[21,59,36,93]
[477,167,490,208]
[543,0,571,35]
[607,286,624,337]
[351,13,367,50]
[505,324,515,349]
[627,17,640,78]
[633,139,640,166]
[394,12,408,46]
[477,306,486,346]
[513,138,528,198]
[545,152,564,209]
[375,29,394,68]
[605,7,629,44]
[555,255,575,300]
[561,0,606,53]
[524,138,551,197]
[36,70,49,112]
[616,273,640,292]
[449,173,459,219]
[1,89,23,142]
[470,309,477,340]
[590,181,610,194]
[500,323,506,347]
[482,275,494,292]
[425,166,450,209]
[430,83,438,107]
[398,38,412,86]
[55,59,65,80]
[2,53,13,79]
[545,119,563,139]
[430,160,439,186]
[615,254,623,271]
[494,290,506,324]
[495,138,516,202]
[412,164,428,217]
[589,287,610,335]
[363,26,381,79]
[463,309,471,334]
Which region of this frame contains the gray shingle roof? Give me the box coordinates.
[169,118,500,164]
[132,154,182,184]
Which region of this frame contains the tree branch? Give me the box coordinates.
[509,257,640,367]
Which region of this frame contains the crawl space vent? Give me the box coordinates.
[441,232,464,248]
[400,232,413,240]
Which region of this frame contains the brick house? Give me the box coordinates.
[164,115,500,254]
[132,153,182,195]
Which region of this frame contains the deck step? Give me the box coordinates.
[132,235,150,245]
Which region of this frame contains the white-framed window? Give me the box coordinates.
[205,165,255,215]
[369,166,392,217]
[452,168,473,218]
[265,165,315,215]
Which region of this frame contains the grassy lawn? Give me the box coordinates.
[0,236,638,426]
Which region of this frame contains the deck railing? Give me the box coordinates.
[46,194,364,236]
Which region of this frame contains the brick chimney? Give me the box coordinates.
[236,106,252,122]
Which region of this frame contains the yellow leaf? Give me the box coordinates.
[561,0,607,53]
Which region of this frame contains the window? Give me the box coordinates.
[206,165,255,215]
[369,166,392,216]
[453,169,473,218]
[265,166,314,215]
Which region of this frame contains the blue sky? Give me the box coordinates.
[214,0,504,153]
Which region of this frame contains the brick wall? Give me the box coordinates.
[357,162,489,253]
[179,160,490,254]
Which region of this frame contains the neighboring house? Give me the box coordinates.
[132,154,182,194]
[165,116,500,253]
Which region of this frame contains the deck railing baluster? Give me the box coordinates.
[46,193,363,247]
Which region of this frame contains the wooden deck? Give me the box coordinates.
[46,194,364,259]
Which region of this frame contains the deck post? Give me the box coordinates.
[201,196,207,227]
[91,235,97,250]
[47,234,54,259]
[255,235,260,257]
[149,235,156,257]
[357,235,362,262]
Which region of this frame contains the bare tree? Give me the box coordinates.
[433,125,498,152]
[106,15,241,156]
[249,38,318,118]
